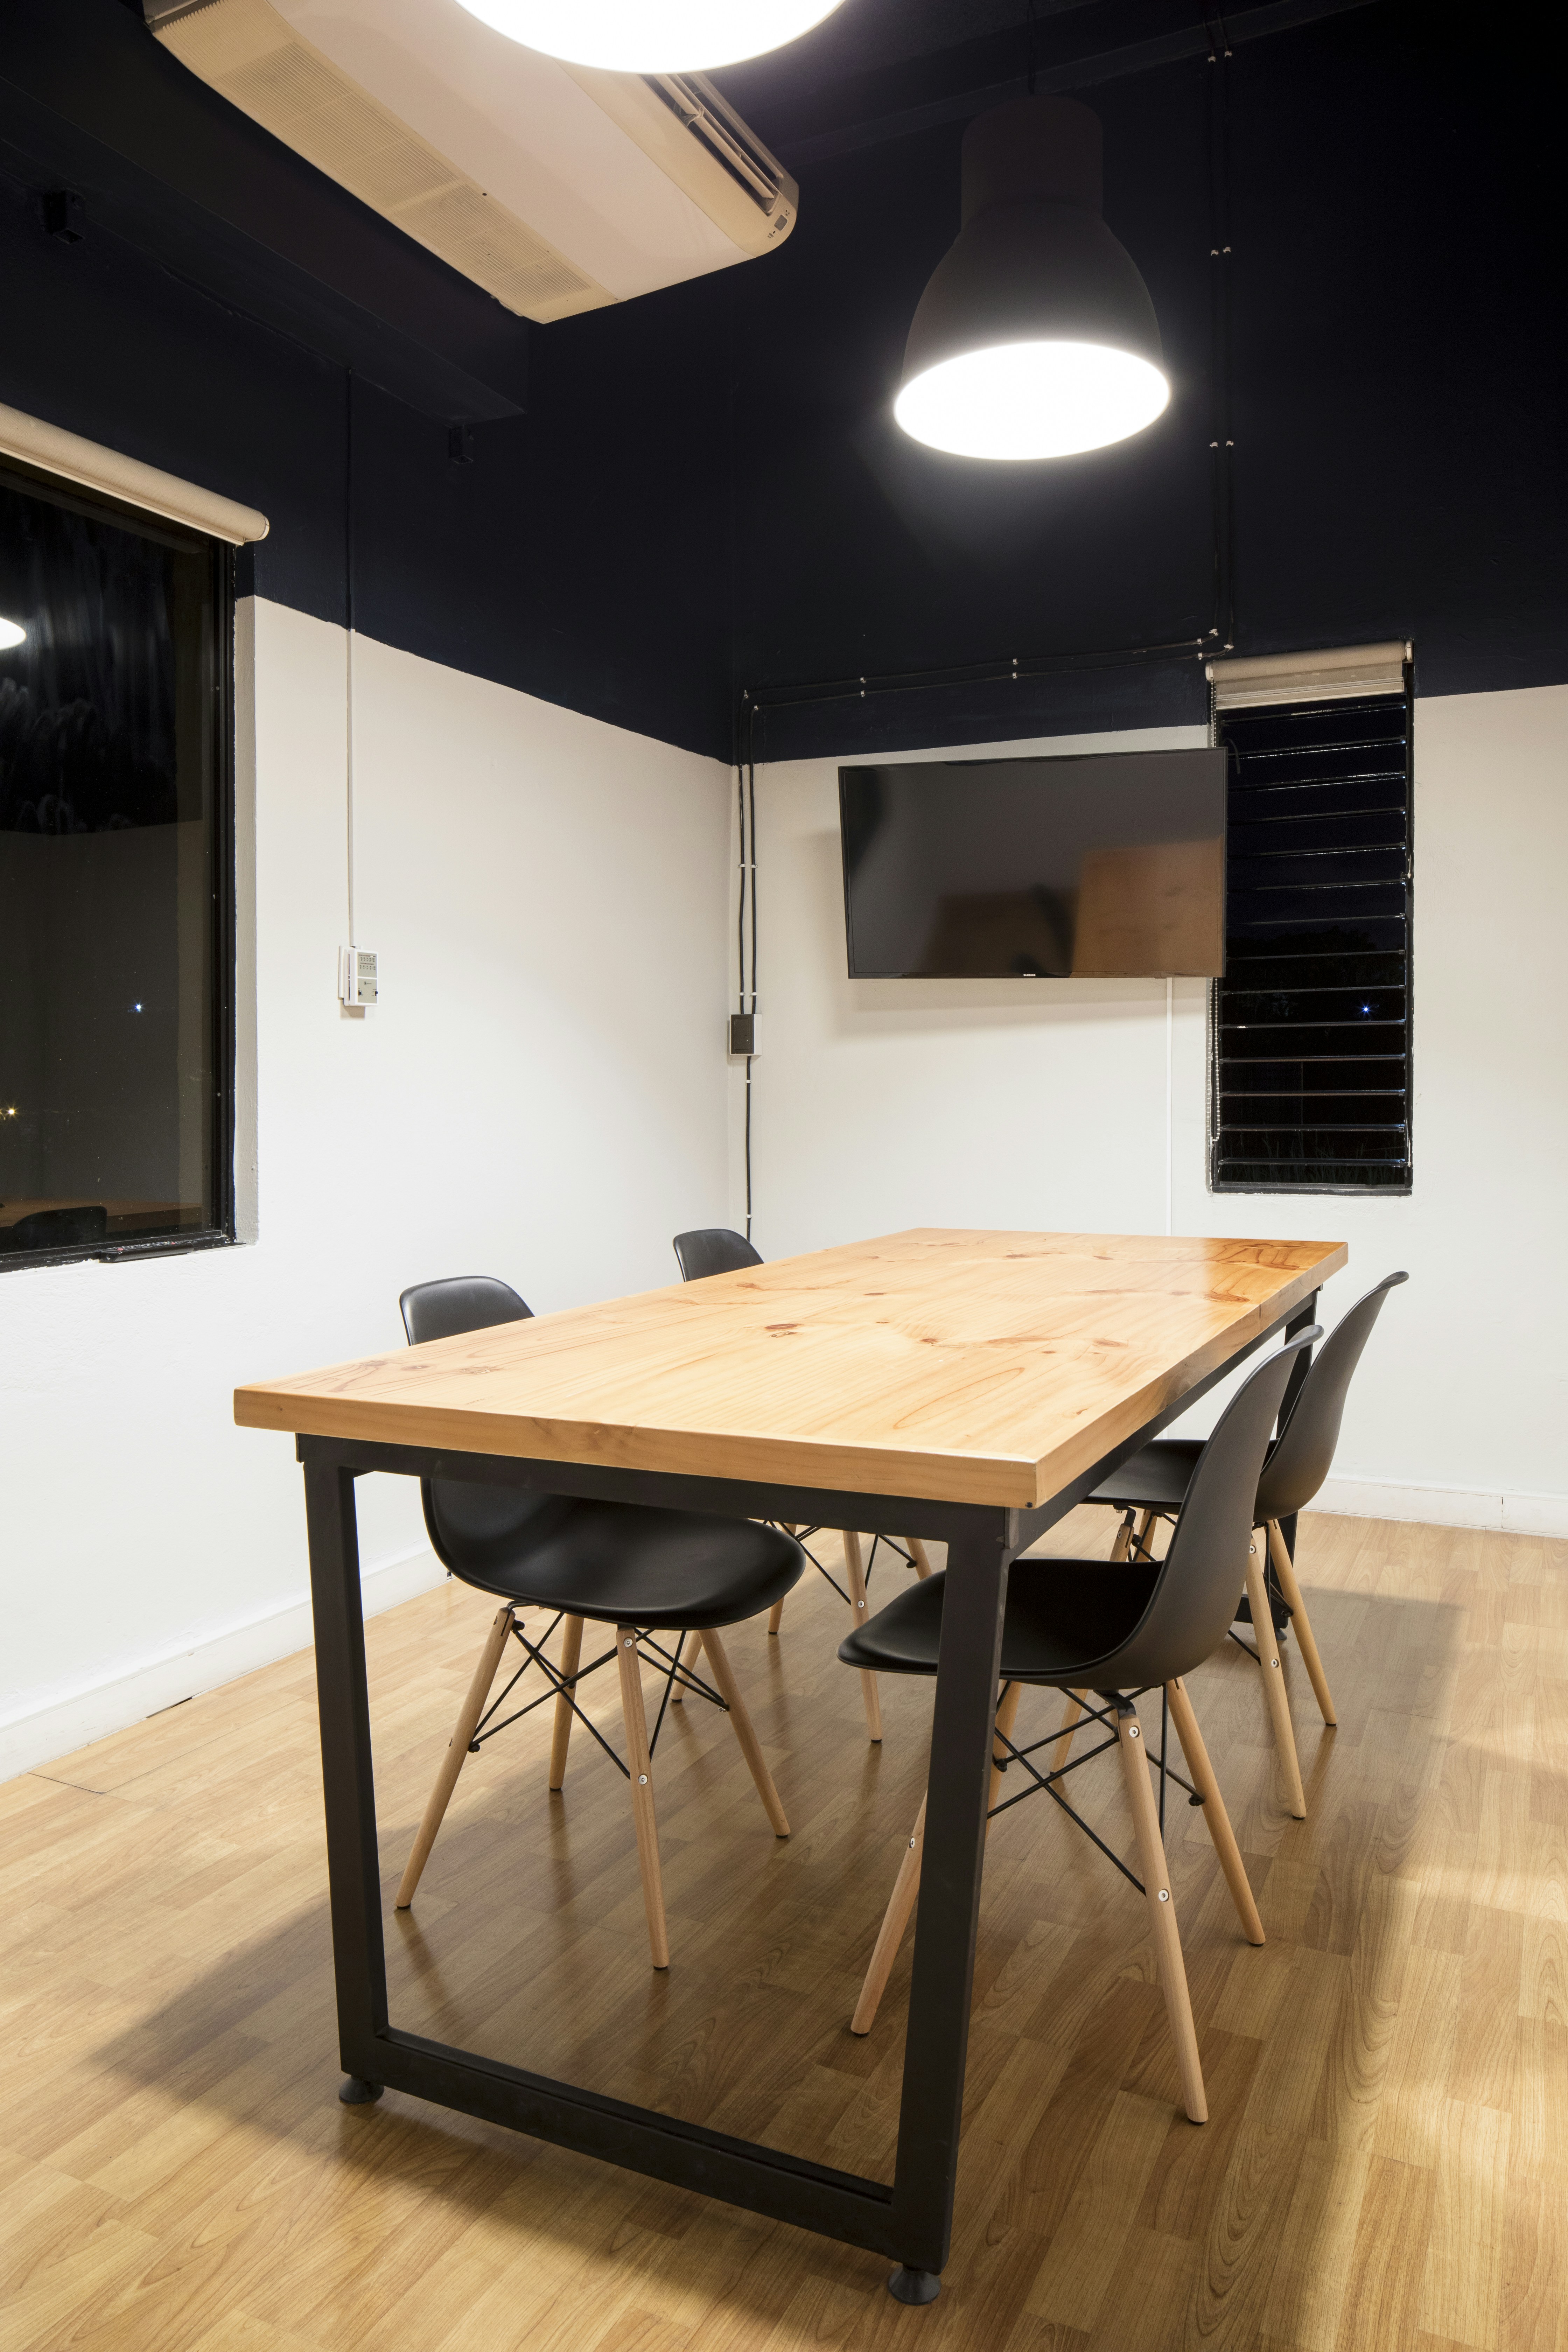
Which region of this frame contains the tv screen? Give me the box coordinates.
[839,749,1228,979]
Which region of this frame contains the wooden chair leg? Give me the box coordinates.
[396,1604,513,1908]
[906,1537,934,1580]
[1115,1704,1207,2124]
[699,1628,790,1835]
[1110,1516,1134,1563]
[1164,1677,1264,1945]
[853,1682,1016,2035]
[1134,1508,1160,1559]
[1050,1688,1088,1774]
[1244,1544,1308,1818]
[842,1531,883,1742]
[616,1627,670,1968]
[1267,1521,1337,1727]
[547,1616,585,1786]
[852,1797,925,2035]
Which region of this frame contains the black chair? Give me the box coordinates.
[672,1227,934,1743]
[1089,1272,1408,1817]
[394,1276,804,1969]
[839,1329,1318,2124]
[5,1203,108,1251]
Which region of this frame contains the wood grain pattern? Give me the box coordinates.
[5,1506,1553,2352]
[232,1230,1346,1508]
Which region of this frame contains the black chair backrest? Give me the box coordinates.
[399,1277,561,1577]
[7,1203,108,1251]
[672,1227,762,1281]
[1255,1272,1408,1525]
[1097,1329,1318,1689]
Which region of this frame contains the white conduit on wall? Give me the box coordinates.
[0,401,270,545]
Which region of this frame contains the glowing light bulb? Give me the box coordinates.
[452,0,846,71]
[895,342,1169,462]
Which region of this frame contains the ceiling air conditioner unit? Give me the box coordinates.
[144,0,798,324]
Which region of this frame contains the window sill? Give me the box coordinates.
[0,1229,238,1274]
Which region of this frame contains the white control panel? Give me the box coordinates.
[338,946,378,1008]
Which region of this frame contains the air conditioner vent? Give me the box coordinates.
[149,0,798,321]
[648,77,788,216]
[156,0,604,321]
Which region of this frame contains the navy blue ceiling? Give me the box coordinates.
[0,0,1559,763]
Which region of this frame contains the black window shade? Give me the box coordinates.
[1209,688,1412,1193]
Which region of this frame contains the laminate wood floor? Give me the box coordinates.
[3,1509,1564,2352]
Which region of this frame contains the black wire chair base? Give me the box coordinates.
[469,1614,726,1782]
[764,1525,921,1610]
[986,1686,1205,1896]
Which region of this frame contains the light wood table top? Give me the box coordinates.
[234,1230,1345,1510]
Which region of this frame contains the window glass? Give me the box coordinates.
[0,462,231,1264]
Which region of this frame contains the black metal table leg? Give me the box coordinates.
[886,1513,1013,2299]
[288,1280,1317,2283]
[303,1457,391,2100]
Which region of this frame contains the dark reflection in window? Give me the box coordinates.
[0,461,232,1265]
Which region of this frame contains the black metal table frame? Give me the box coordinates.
[298,1293,1317,2297]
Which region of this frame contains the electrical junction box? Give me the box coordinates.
[339,946,378,1008]
[728,1012,759,1058]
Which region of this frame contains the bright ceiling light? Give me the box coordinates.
[897,96,1169,463]
[452,0,848,74]
[896,342,1169,461]
[0,616,26,651]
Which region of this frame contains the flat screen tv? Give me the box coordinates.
[839,749,1228,979]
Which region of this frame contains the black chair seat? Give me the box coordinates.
[1090,1438,1203,1516]
[440,1493,802,1631]
[839,1557,1162,1687]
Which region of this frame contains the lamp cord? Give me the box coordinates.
[344,366,356,947]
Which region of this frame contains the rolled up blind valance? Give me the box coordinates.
[1207,640,1409,712]
[0,401,270,546]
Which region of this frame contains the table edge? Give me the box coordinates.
[232,1245,1344,1509]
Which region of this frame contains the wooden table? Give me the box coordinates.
[234,1228,1344,2299]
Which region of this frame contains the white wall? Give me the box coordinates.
[737,685,1568,1532]
[1,598,733,1776]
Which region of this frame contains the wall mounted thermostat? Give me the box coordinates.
[338,946,378,1008]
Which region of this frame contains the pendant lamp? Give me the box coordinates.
[895,96,1169,462]
[453,1,848,74]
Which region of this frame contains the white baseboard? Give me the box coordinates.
[1314,1477,1568,1538]
[0,1545,445,1783]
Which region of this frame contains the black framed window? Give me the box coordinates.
[0,459,233,1268]
[1209,686,1412,1193]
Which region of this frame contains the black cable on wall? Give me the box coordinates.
[729,21,1246,1238]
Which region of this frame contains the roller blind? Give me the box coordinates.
[1209,663,1412,1195]
[0,402,269,546]
[1208,639,1408,712]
